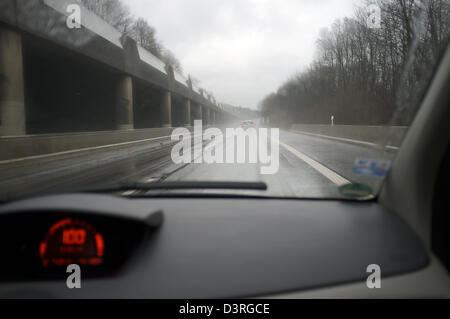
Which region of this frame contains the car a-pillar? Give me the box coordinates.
[0,28,25,136]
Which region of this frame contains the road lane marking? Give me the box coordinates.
[0,135,173,165]
[0,132,207,166]
[278,141,351,186]
[138,133,215,183]
[290,130,400,151]
[121,190,136,196]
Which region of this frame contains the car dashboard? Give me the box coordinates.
[0,194,429,298]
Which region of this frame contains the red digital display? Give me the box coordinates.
[40,218,104,267]
[62,229,86,245]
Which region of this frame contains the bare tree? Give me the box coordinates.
[261,0,450,127]
[160,49,183,74]
[81,0,184,74]
[129,18,162,58]
[81,0,133,33]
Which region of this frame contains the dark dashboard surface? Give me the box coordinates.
[0,194,428,298]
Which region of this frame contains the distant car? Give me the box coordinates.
[240,120,256,129]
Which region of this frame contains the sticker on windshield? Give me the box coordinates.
[353,158,391,178]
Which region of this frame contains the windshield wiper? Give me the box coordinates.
[132,181,267,191]
[76,181,268,194]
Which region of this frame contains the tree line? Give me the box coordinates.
[260,0,450,127]
[81,0,183,74]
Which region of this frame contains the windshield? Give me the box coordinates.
[0,0,449,201]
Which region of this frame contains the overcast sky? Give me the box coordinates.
[122,0,362,109]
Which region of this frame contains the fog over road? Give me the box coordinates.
[0,127,396,201]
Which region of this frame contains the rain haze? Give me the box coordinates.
[122,0,362,109]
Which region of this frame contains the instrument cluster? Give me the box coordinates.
[0,211,152,281]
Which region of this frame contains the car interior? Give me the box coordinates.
[0,44,449,299]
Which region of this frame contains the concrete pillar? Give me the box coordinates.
[185,99,191,127]
[162,91,172,127]
[204,107,210,126]
[116,75,134,130]
[0,29,25,136]
[211,111,216,125]
[217,112,221,124]
[198,104,203,122]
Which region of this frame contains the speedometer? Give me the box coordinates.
[40,218,104,267]
[0,204,161,281]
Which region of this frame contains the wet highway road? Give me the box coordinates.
[165,129,396,198]
[0,128,396,201]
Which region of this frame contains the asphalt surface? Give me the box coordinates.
[0,127,397,201]
[164,129,396,198]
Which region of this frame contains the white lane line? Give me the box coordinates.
[192,133,224,161]
[137,133,212,182]
[278,141,351,186]
[142,177,158,183]
[0,135,173,165]
[121,190,136,196]
[0,132,207,166]
[291,130,400,151]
